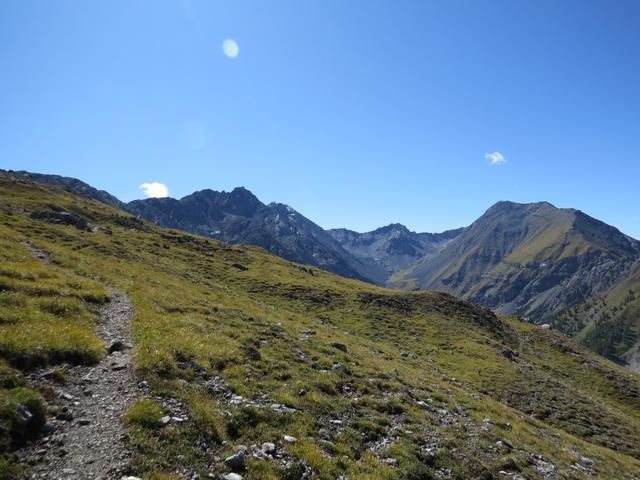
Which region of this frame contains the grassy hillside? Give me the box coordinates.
[553,261,640,369]
[1,174,640,479]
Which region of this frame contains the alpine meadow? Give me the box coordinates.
[1,1,640,479]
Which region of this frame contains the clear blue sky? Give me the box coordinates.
[1,1,639,237]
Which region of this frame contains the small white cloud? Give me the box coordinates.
[139,182,168,198]
[485,152,506,165]
[222,39,239,58]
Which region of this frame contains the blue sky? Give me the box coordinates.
[1,1,639,237]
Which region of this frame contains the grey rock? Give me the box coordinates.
[500,349,518,361]
[332,363,351,374]
[261,442,276,454]
[41,422,57,434]
[189,359,206,372]
[107,339,130,354]
[330,342,348,353]
[223,474,243,480]
[30,210,89,230]
[224,451,246,471]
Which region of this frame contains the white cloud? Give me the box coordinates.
[139,182,168,198]
[222,39,239,58]
[485,152,506,165]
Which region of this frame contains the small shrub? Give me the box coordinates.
[189,395,224,443]
[0,363,23,390]
[123,399,165,428]
[0,387,46,449]
[37,298,83,317]
[352,418,386,442]
[51,368,68,384]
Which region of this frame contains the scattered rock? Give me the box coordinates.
[330,342,348,353]
[224,450,246,471]
[107,339,130,354]
[223,473,243,480]
[30,210,89,230]
[17,405,33,422]
[332,363,351,374]
[271,403,297,414]
[283,435,297,443]
[533,457,556,476]
[580,456,594,465]
[56,408,73,421]
[190,358,206,372]
[500,349,519,360]
[262,442,276,454]
[41,422,57,434]
[416,400,432,410]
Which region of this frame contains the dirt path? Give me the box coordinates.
[20,244,143,479]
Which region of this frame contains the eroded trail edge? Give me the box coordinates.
[20,255,142,479]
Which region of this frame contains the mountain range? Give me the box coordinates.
[2,170,640,479]
[5,169,640,370]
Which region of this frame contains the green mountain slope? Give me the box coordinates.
[554,259,640,369]
[1,173,640,479]
[390,201,639,324]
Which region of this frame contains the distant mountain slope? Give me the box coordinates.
[329,224,463,279]
[555,258,640,369]
[390,201,640,324]
[125,188,382,283]
[4,170,125,209]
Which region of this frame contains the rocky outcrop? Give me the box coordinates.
[125,188,380,283]
[329,224,463,280]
